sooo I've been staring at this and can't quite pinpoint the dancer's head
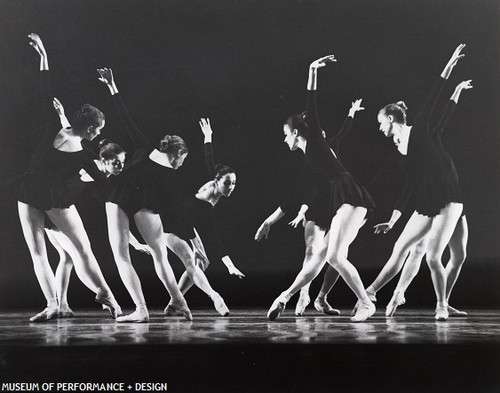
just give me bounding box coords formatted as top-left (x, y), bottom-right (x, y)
top-left (378, 101), bottom-right (407, 137)
top-left (214, 164), bottom-right (236, 197)
top-left (159, 135), bottom-right (188, 170)
top-left (73, 104), bottom-right (105, 141)
top-left (98, 139), bottom-right (126, 176)
top-left (283, 112), bottom-right (309, 151)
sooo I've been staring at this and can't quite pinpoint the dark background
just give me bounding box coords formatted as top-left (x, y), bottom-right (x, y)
top-left (0, 0), bottom-right (498, 311)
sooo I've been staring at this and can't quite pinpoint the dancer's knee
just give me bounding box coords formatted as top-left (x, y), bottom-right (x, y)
top-left (425, 254), bottom-right (441, 270)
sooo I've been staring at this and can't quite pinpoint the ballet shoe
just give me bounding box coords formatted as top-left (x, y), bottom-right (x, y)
top-left (116, 306), bottom-right (149, 323)
top-left (385, 292), bottom-right (406, 317)
top-left (30, 307), bottom-right (59, 322)
top-left (212, 293), bottom-right (230, 317)
top-left (95, 293), bottom-right (123, 319)
top-left (314, 298), bottom-right (340, 316)
top-left (448, 305), bottom-right (467, 317)
top-left (164, 302), bottom-right (183, 316)
top-left (350, 299), bottom-right (376, 322)
top-left (295, 293), bottom-right (310, 316)
top-left (58, 306), bottom-right (75, 318)
top-left (267, 295), bottom-right (287, 321)
top-left (435, 305), bottom-right (449, 321)
top-left (352, 289), bottom-right (377, 316)
top-left (167, 300), bottom-right (193, 321)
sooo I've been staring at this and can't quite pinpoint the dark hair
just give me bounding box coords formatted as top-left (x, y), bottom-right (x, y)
top-left (158, 135), bottom-right (188, 155)
top-left (283, 111), bottom-right (309, 138)
top-left (214, 163), bottom-right (235, 180)
top-left (379, 101), bottom-right (408, 124)
top-left (98, 139), bottom-right (125, 161)
top-left (73, 104), bottom-right (105, 132)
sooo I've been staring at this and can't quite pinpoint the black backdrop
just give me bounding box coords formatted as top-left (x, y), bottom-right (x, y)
top-left (0, 0), bottom-right (499, 311)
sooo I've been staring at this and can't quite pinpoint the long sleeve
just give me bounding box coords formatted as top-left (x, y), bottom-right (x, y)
top-left (432, 100), bottom-right (456, 137)
top-left (418, 76), bottom-right (448, 128)
top-left (40, 70), bottom-right (57, 142)
top-left (112, 93), bottom-right (151, 152)
top-left (328, 116), bottom-right (354, 157)
top-left (394, 173), bottom-right (413, 213)
top-left (204, 142), bottom-right (216, 179)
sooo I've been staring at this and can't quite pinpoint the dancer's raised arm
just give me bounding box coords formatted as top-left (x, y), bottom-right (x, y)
top-left (28, 33), bottom-right (48, 71)
top-left (53, 97), bottom-right (71, 129)
top-left (441, 44), bottom-right (466, 80)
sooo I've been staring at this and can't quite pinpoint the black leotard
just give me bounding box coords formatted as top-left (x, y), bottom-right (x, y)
top-left (303, 90), bottom-right (375, 229)
top-left (394, 77), bottom-right (462, 217)
top-left (18, 71), bottom-right (106, 210)
top-left (104, 93), bottom-right (194, 240)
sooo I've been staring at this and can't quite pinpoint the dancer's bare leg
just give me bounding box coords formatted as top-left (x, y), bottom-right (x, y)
top-left (295, 222), bottom-right (328, 315)
top-left (45, 228), bottom-right (74, 317)
top-left (46, 205), bottom-right (121, 317)
top-left (18, 202), bottom-right (58, 322)
top-left (385, 237), bottom-right (429, 316)
top-left (445, 216), bottom-right (468, 315)
top-left (165, 233), bottom-right (229, 316)
top-left (425, 203), bottom-right (463, 320)
top-left (366, 211), bottom-right (434, 296)
top-left (105, 203), bottom-right (147, 322)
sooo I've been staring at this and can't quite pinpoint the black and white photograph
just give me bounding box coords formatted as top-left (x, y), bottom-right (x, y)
top-left (0, 1), bottom-right (499, 392)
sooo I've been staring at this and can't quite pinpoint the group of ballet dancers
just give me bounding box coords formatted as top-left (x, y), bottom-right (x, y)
top-left (17, 33), bottom-right (471, 324)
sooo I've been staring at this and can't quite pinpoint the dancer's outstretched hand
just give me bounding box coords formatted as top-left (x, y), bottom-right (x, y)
top-left (255, 221), bottom-right (271, 241)
top-left (457, 79), bottom-right (473, 91)
top-left (348, 99), bottom-right (365, 118)
top-left (97, 67), bottom-right (114, 85)
top-left (373, 222), bottom-right (393, 234)
top-left (289, 212), bottom-right (306, 229)
top-left (53, 97), bottom-right (65, 117)
top-left (227, 265), bottom-right (245, 279)
top-left (28, 33), bottom-right (46, 57)
top-left (310, 55), bottom-right (337, 69)
top-left (133, 243), bottom-right (152, 255)
top-left (199, 118), bottom-right (213, 138)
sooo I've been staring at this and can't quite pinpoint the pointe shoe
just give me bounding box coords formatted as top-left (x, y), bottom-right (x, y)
top-left (314, 298), bottom-right (340, 316)
top-left (385, 292), bottom-right (406, 317)
top-left (435, 305), bottom-right (449, 321)
top-left (350, 300), bottom-right (376, 322)
top-left (267, 295), bottom-right (287, 321)
top-left (448, 305), bottom-right (467, 317)
top-left (30, 307), bottom-right (59, 322)
top-left (352, 289), bottom-right (377, 316)
top-left (295, 293), bottom-right (310, 316)
top-left (164, 302), bottom-right (183, 316)
top-left (167, 300), bottom-right (193, 321)
top-left (212, 293), bottom-right (230, 317)
top-left (116, 306), bottom-right (149, 323)
top-left (58, 306), bottom-right (75, 318)
top-left (95, 294), bottom-right (123, 319)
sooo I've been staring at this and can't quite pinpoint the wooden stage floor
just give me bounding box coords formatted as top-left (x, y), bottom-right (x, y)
top-left (0, 308), bottom-right (499, 392)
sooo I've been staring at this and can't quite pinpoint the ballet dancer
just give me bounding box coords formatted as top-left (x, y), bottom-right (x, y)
top-left (97, 68), bottom-right (229, 322)
top-left (18, 34), bottom-right (121, 322)
top-left (266, 55), bottom-right (376, 322)
top-left (164, 118), bottom-right (244, 314)
top-left (384, 80), bottom-right (472, 317)
top-left (358, 44), bottom-right (468, 321)
top-left (256, 99), bottom-right (366, 316)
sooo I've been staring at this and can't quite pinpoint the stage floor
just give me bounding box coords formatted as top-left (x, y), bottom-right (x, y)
top-left (0, 309), bottom-right (499, 392)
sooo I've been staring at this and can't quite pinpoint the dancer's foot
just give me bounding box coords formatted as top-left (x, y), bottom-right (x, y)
top-left (385, 292), bottom-right (406, 317)
top-left (295, 292), bottom-right (310, 316)
top-left (352, 288), bottom-right (377, 316)
top-left (448, 305), bottom-right (467, 317)
top-left (314, 297), bottom-right (340, 316)
top-left (267, 295), bottom-right (287, 321)
top-left (30, 306), bottom-right (58, 322)
top-left (435, 305), bottom-right (449, 321)
top-left (350, 299), bottom-right (376, 322)
top-left (167, 299), bottom-right (193, 321)
top-left (116, 305), bottom-right (149, 323)
top-left (212, 293), bottom-right (230, 317)
top-left (58, 306), bottom-right (75, 318)
top-left (164, 301), bottom-right (182, 316)
top-left (95, 293), bottom-right (123, 319)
